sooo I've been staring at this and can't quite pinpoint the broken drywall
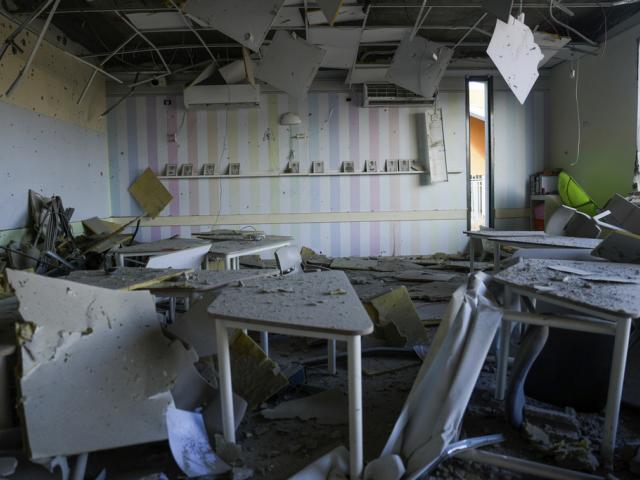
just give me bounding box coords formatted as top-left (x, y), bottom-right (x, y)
top-left (7, 269), bottom-right (196, 459)
top-left (487, 14), bottom-right (543, 104)
top-left (369, 287), bottom-right (429, 348)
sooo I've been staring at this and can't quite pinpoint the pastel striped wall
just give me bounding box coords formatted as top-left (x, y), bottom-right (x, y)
top-left (106, 87), bottom-right (545, 256)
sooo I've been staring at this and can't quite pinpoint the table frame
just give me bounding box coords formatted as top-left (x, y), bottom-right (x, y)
top-left (211, 239), bottom-right (293, 270)
top-left (214, 318), bottom-right (364, 480)
top-left (497, 285), bottom-right (632, 467)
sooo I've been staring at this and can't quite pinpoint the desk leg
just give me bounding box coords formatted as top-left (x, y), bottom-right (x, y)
top-left (469, 240), bottom-right (475, 273)
top-left (493, 241), bottom-right (500, 273)
top-left (116, 254), bottom-right (124, 267)
top-left (71, 453), bottom-right (88, 480)
top-left (347, 336), bottom-right (363, 480)
top-left (224, 256), bottom-right (232, 270)
top-left (260, 332), bottom-right (269, 357)
top-left (496, 287), bottom-right (515, 401)
top-left (215, 321), bottom-right (236, 444)
top-left (327, 339), bottom-right (337, 375)
top-left (601, 317), bottom-right (632, 465)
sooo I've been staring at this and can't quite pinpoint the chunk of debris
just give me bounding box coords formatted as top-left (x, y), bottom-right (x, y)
top-left (128, 167), bottom-right (173, 218)
top-left (330, 257), bottom-right (378, 271)
top-left (369, 287), bottom-right (430, 348)
top-left (261, 390), bottom-right (348, 425)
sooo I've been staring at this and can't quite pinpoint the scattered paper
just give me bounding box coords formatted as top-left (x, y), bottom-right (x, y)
top-left (487, 14), bottom-right (543, 104)
top-left (547, 265), bottom-right (592, 276)
top-left (166, 407), bottom-right (231, 477)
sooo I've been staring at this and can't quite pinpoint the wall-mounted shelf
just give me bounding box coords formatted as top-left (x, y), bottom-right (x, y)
top-left (157, 171), bottom-right (427, 180)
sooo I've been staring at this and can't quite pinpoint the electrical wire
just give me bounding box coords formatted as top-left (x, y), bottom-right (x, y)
top-left (548, 0), bottom-right (598, 47)
top-left (212, 107), bottom-right (229, 227)
top-left (570, 60), bottom-right (581, 167)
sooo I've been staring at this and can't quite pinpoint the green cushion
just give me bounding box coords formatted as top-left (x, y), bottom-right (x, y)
top-left (557, 171), bottom-right (599, 216)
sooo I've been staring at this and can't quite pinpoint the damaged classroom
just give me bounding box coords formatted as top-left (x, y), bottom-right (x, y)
top-left (3, 1), bottom-right (640, 480)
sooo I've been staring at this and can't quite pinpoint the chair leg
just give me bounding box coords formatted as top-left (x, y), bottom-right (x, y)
top-left (260, 331), bottom-right (269, 357)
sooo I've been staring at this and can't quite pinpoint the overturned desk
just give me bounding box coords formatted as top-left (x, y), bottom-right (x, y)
top-left (464, 231), bottom-right (601, 272)
top-left (208, 270), bottom-right (373, 480)
top-left (494, 258), bottom-right (640, 467)
top-left (113, 238), bottom-right (212, 267)
top-left (205, 235), bottom-right (293, 270)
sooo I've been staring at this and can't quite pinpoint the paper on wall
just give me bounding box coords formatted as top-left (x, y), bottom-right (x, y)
top-left (166, 407), bottom-right (231, 477)
top-left (487, 14), bottom-right (543, 104)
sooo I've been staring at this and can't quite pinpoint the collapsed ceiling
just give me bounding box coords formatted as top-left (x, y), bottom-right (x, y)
top-left (2, 0), bottom-right (640, 89)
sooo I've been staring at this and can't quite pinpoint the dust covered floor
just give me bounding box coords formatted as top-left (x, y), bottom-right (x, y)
top-left (5, 255), bottom-right (640, 479)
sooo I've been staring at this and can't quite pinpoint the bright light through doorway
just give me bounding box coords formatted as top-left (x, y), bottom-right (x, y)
top-left (468, 80), bottom-right (490, 231)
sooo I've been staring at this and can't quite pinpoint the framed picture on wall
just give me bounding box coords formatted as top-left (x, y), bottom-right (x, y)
top-left (229, 163), bottom-right (240, 175)
top-left (202, 163), bottom-right (216, 176)
top-left (386, 159), bottom-right (399, 172)
top-left (180, 163), bottom-right (194, 176)
top-left (366, 160), bottom-right (377, 173)
top-left (312, 161), bottom-right (324, 174)
top-left (288, 161), bottom-right (300, 173)
top-left (399, 159), bottom-right (411, 172)
top-left (342, 161), bottom-right (354, 173)
top-left (165, 164), bottom-right (177, 176)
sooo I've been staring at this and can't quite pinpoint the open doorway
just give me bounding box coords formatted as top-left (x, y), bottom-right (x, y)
top-left (466, 77), bottom-right (493, 231)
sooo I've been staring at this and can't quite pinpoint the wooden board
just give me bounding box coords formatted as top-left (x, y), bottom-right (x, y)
top-left (128, 168), bottom-right (173, 218)
top-left (208, 270), bottom-right (373, 336)
top-left (64, 267), bottom-right (190, 291)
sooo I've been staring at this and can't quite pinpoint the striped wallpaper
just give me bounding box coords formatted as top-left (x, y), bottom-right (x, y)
top-left (107, 88), bottom-right (545, 257)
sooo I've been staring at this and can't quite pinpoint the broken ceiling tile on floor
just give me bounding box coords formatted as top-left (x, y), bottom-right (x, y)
top-left (261, 390), bottom-right (348, 425)
top-left (330, 257), bottom-right (378, 271)
top-left (228, 331), bottom-right (289, 410)
top-left (373, 259), bottom-right (426, 273)
top-left (166, 407), bottom-right (231, 477)
top-left (184, 0), bottom-right (286, 52)
top-left (393, 270), bottom-right (457, 283)
top-left (487, 14), bottom-right (543, 104)
top-left (128, 168), bottom-right (173, 218)
top-left (605, 193), bottom-right (640, 235)
top-left (386, 32), bottom-right (453, 99)
top-left (307, 27), bottom-right (361, 69)
top-left (592, 231), bottom-right (640, 263)
top-left (64, 267), bottom-right (189, 291)
top-left (370, 287), bottom-right (429, 348)
top-left (7, 269), bottom-right (196, 459)
top-left (255, 31), bottom-right (326, 98)
top-left (406, 281), bottom-right (459, 302)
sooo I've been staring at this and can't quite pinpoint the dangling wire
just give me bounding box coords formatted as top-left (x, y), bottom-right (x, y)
top-left (570, 60), bottom-right (581, 167)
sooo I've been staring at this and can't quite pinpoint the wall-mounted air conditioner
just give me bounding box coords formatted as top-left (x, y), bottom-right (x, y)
top-left (184, 84), bottom-right (260, 109)
top-left (362, 83), bottom-right (434, 108)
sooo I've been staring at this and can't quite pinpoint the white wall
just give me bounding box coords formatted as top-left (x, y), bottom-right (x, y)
top-left (548, 22), bottom-right (640, 207)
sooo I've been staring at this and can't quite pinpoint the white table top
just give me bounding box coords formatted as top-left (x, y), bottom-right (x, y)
top-left (489, 235), bottom-right (601, 250)
top-left (116, 238), bottom-right (211, 255)
top-left (150, 269), bottom-right (280, 292)
top-left (208, 270), bottom-right (374, 336)
top-left (207, 235), bottom-right (293, 256)
top-left (494, 259), bottom-right (640, 319)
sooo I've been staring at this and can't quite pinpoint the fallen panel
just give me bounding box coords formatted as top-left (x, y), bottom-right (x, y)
top-left (128, 168), bottom-right (173, 218)
top-left (534, 31), bottom-right (571, 67)
top-left (184, 0), bottom-right (286, 52)
top-left (261, 390), bottom-right (348, 425)
top-left (7, 269), bottom-right (196, 459)
top-left (386, 32), bottom-right (453, 99)
top-left (370, 287), bottom-right (429, 347)
top-left (346, 66), bottom-right (389, 84)
top-left (330, 257), bottom-right (378, 271)
top-left (605, 194), bottom-right (640, 235)
top-left (487, 14), bottom-right (543, 104)
top-left (255, 30), bottom-right (326, 98)
top-left (307, 5), bottom-right (365, 25)
top-left (274, 6), bottom-right (304, 27)
top-left (406, 281), bottom-right (459, 302)
top-left (64, 267), bottom-right (189, 291)
top-left (361, 28), bottom-right (408, 44)
top-left (316, 0), bottom-right (344, 25)
top-left (81, 217), bottom-right (120, 235)
top-left (592, 231), bottom-right (640, 263)
top-left (166, 407), bottom-right (230, 477)
top-left (393, 270), bottom-right (457, 283)
top-left (417, 109), bottom-right (449, 183)
top-left (307, 27), bottom-right (360, 69)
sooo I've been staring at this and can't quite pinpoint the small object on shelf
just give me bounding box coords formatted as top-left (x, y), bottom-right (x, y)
top-left (342, 161), bottom-right (354, 173)
top-left (312, 161), bottom-right (324, 174)
top-left (530, 171), bottom-right (559, 196)
top-left (287, 161), bottom-right (300, 173)
top-left (229, 163), bottom-right (240, 175)
top-left (366, 160), bottom-right (377, 172)
top-left (202, 163), bottom-right (216, 176)
top-left (386, 159), bottom-right (399, 172)
top-left (165, 164), bottom-right (177, 176)
top-left (180, 163), bottom-right (193, 176)
top-left (399, 159), bottom-right (411, 172)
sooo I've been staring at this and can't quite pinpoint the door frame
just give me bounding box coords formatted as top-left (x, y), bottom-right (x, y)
top-left (465, 75), bottom-right (495, 230)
